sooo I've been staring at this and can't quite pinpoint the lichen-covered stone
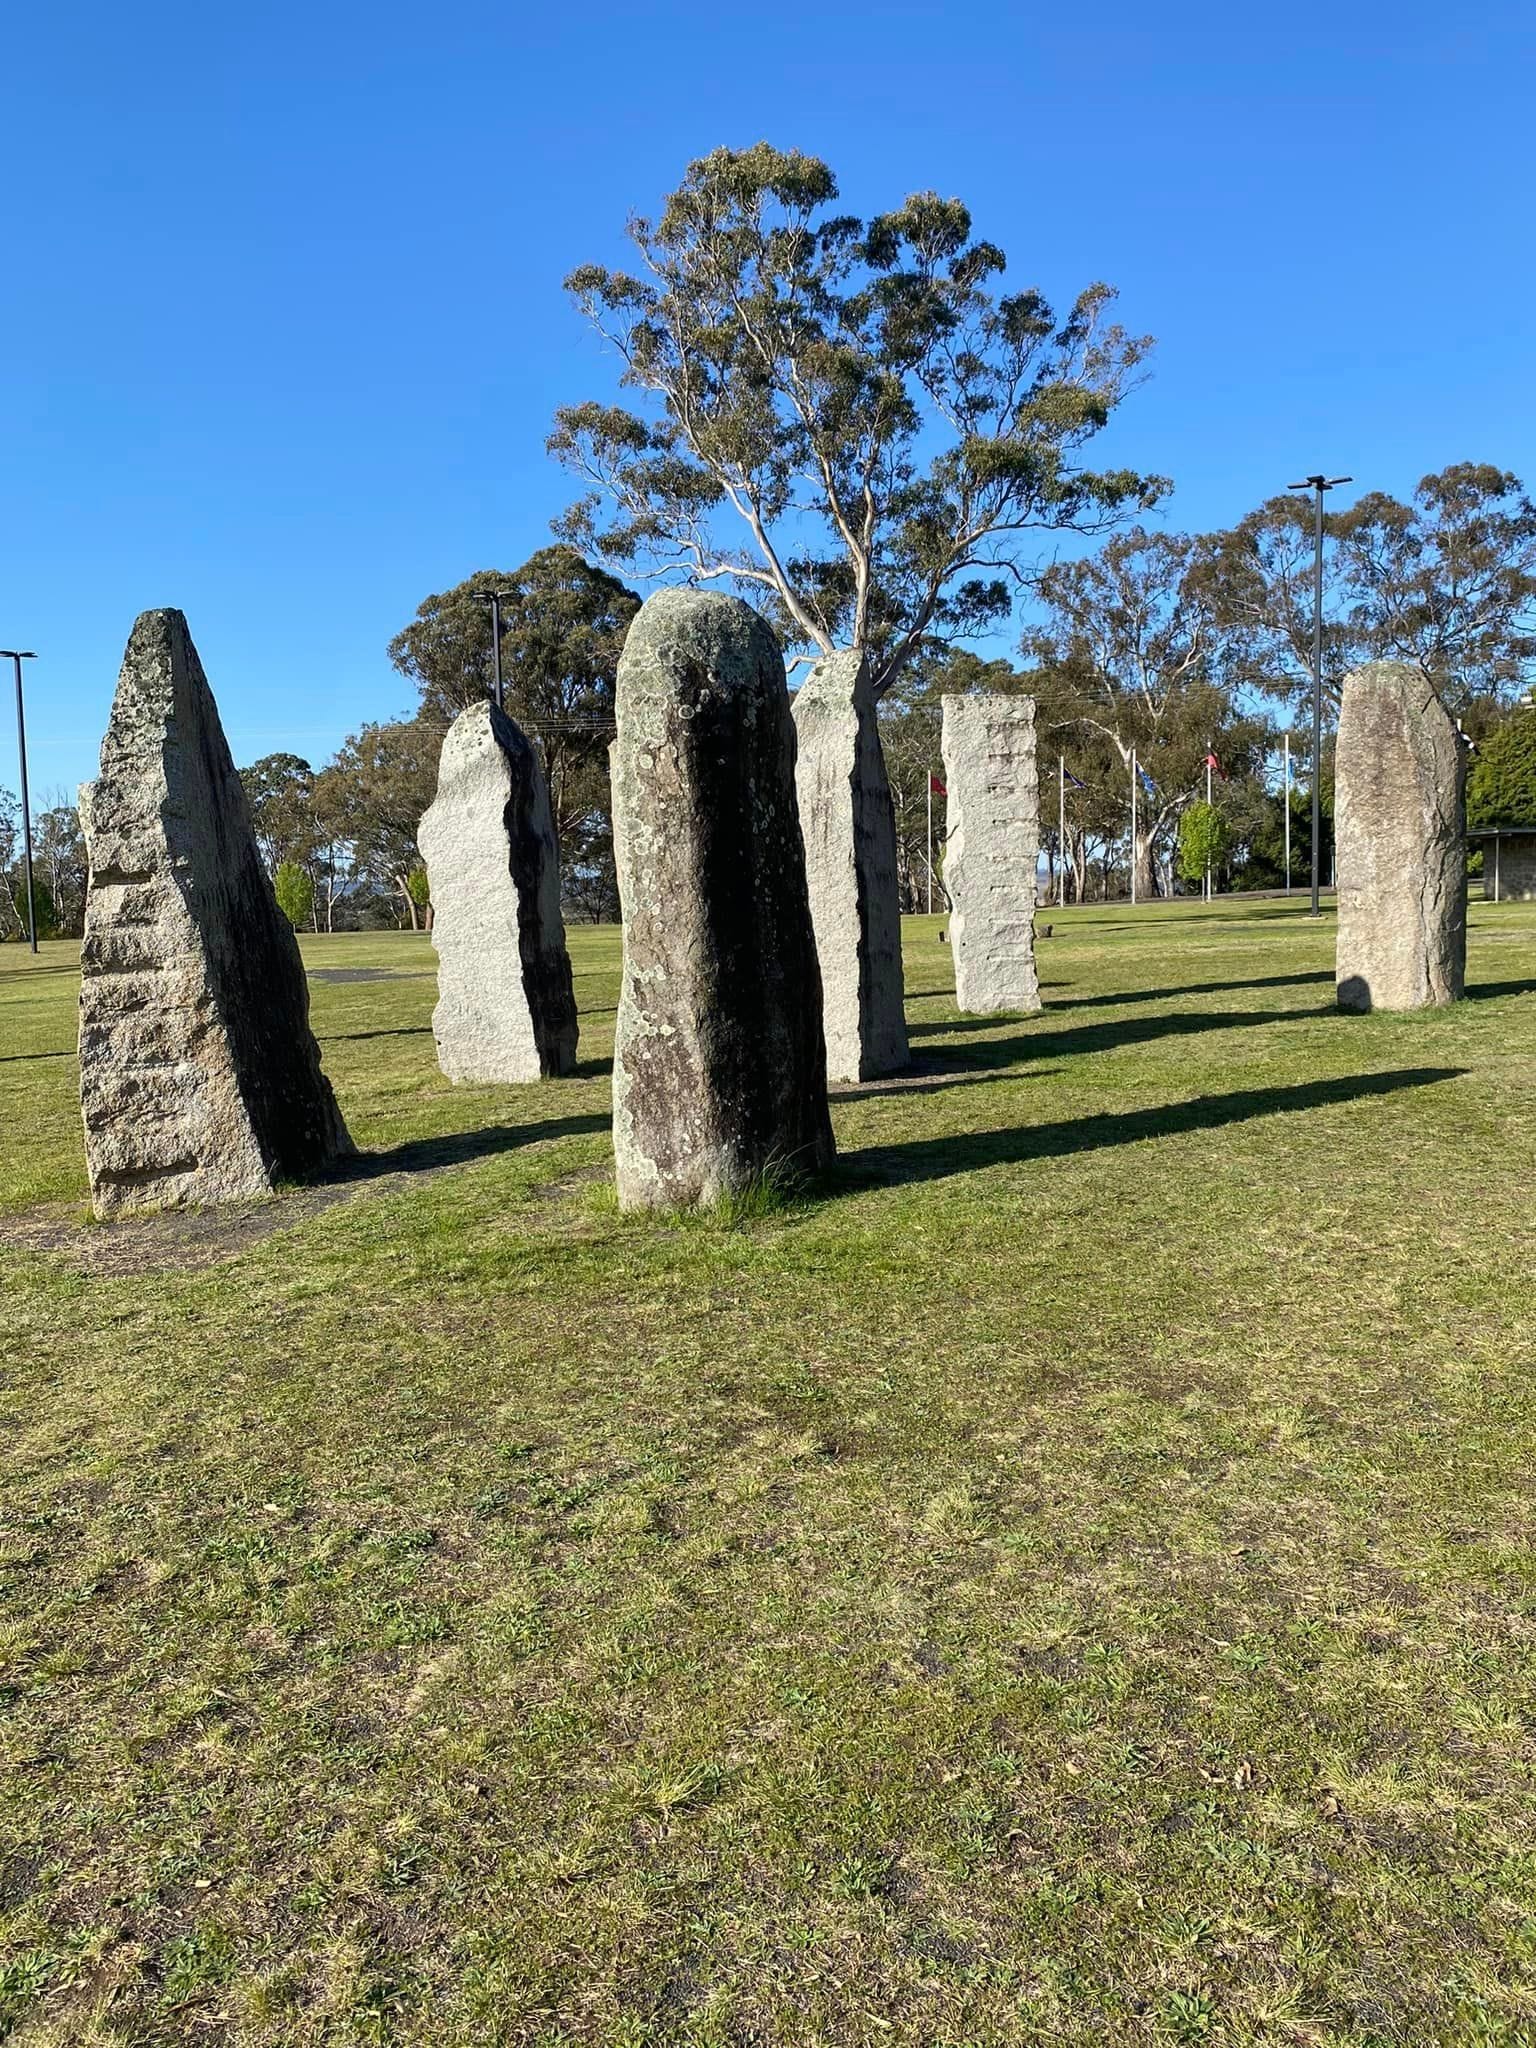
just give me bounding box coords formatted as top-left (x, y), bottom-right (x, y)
top-left (78, 610), bottom-right (351, 1216)
top-left (791, 652), bottom-right (908, 1081)
top-left (417, 700), bottom-right (578, 1083)
top-left (941, 693), bottom-right (1041, 1014)
top-left (612, 588), bottom-right (834, 1209)
top-left (1335, 660), bottom-right (1467, 1011)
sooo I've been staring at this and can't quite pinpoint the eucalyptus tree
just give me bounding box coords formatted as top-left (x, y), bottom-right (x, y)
top-left (389, 548), bottom-right (639, 906)
top-left (1023, 529), bottom-right (1269, 898)
top-left (239, 753), bottom-right (319, 876)
top-left (1221, 463), bottom-right (1536, 728)
top-left (550, 144), bottom-right (1164, 694)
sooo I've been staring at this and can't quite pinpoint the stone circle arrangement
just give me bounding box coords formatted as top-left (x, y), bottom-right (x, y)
top-left (73, 596), bottom-right (1471, 1221)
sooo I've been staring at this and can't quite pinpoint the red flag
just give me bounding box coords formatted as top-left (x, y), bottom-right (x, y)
top-left (930, 773), bottom-right (947, 796)
top-left (1203, 752), bottom-right (1226, 780)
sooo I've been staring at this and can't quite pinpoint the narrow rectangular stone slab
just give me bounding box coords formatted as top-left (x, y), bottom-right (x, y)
top-left (1335, 660), bottom-right (1467, 1011)
top-left (941, 692), bottom-right (1042, 1014)
top-left (417, 699), bottom-right (578, 1083)
top-left (612, 588), bottom-right (834, 1209)
top-left (78, 609), bottom-right (352, 1216)
top-left (792, 652), bottom-right (908, 1081)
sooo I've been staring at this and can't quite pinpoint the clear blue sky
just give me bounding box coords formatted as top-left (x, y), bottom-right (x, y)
top-left (3, 0), bottom-right (1531, 799)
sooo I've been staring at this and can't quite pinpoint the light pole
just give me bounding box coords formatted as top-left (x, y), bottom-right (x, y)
top-left (1288, 474), bottom-right (1351, 916)
top-left (1, 650), bottom-right (38, 952)
top-left (471, 590), bottom-right (516, 711)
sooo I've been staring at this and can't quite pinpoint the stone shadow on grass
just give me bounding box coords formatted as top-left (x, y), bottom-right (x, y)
top-left (903, 1004), bottom-right (1326, 1075)
top-left (0, 1111), bottom-right (617, 1277)
top-left (837, 1065), bottom-right (1064, 1101)
top-left (838, 1067), bottom-right (1466, 1189)
top-left (1044, 969), bottom-right (1335, 1011)
top-left (319, 1026), bottom-right (434, 1043)
top-left (1465, 977), bottom-right (1536, 1001)
top-left (341, 1112), bottom-right (613, 1180)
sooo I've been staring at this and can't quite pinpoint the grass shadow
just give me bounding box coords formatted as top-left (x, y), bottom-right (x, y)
top-left (1046, 970), bottom-right (1335, 1011)
top-left (838, 1067), bottom-right (1466, 1190)
top-left (320, 1026), bottom-right (434, 1043)
top-left (847, 1066), bottom-right (1064, 1103)
top-left (0, 1048), bottom-right (76, 1063)
top-left (905, 1005), bottom-right (1323, 1076)
top-left (1465, 977), bottom-right (1536, 1000)
top-left (339, 1112), bottom-right (613, 1181)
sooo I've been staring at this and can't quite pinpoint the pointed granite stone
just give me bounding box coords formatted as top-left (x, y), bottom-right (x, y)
top-left (417, 699), bottom-right (579, 1083)
top-left (78, 609), bottom-right (351, 1217)
top-left (611, 588), bottom-right (834, 1209)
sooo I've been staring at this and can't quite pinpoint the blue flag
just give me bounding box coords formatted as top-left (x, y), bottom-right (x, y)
top-left (1138, 767), bottom-right (1157, 799)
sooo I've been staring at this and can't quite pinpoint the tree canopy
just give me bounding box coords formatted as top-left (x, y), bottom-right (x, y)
top-left (1468, 707), bottom-right (1536, 829)
top-left (551, 143), bottom-right (1164, 694)
top-left (388, 547), bottom-right (639, 849)
top-left (1218, 464), bottom-right (1536, 721)
top-left (316, 721), bottom-right (439, 931)
top-left (1022, 528), bottom-right (1270, 894)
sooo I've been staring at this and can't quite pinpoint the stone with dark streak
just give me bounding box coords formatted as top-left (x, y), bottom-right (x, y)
top-left (611, 588), bottom-right (834, 1209)
top-left (791, 651), bottom-right (908, 1080)
top-left (78, 609), bottom-right (351, 1216)
top-left (417, 699), bottom-right (578, 1083)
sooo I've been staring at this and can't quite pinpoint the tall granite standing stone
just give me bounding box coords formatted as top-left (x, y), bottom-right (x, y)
top-left (941, 692), bottom-right (1042, 1014)
top-left (78, 610), bottom-right (351, 1217)
top-left (791, 652), bottom-right (908, 1081)
top-left (1335, 659), bottom-right (1467, 1011)
top-left (612, 588), bottom-right (835, 1209)
top-left (417, 700), bottom-right (578, 1083)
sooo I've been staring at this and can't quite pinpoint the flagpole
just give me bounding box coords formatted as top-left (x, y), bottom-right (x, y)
top-left (1283, 733), bottom-right (1292, 893)
top-left (1205, 751), bottom-right (1213, 902)
top-left (1130, 747), bottom-right (1138, 907)
top-left (926, 770), bottom-right (933, 916)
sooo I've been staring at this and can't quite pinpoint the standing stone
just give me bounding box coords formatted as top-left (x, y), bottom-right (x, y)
top-left (417, 700), bottom-right (578, 1083)
top-left (791, 652), bottom-right (908, 1081)
top-left (78, 610), bottom-right (351, 1217)
top-left (941, 693), bottom-right (1042, 1015)
top-left (1335, 659), bottom-right (1467, 1011)
top-left (612, 588), bottom-right (835, 1209)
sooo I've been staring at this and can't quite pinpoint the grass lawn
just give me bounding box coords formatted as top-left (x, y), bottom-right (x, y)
top-left (2, 898), bottom-right (1536, 2046)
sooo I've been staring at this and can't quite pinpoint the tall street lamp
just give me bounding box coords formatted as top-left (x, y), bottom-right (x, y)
top-left (471, 591), bottom-right (516, 712)
top-left (1, 650), bottom-right (38, 952)
top-left (1288, 475), bottom-right (1351, 917)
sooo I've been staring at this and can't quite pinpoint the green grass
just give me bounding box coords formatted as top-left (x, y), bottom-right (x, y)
top-left (2, 902), bottom-right (1536, 2045)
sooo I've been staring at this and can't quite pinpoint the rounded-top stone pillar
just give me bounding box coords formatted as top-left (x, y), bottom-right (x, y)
top-left (611, 588), bottom-right (835, 1209)
top-left (1335, 659), bottom-right (1467, 1011)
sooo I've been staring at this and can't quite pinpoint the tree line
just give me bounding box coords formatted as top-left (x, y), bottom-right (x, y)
top-left (5, 143), bottom-right (1536, 935)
